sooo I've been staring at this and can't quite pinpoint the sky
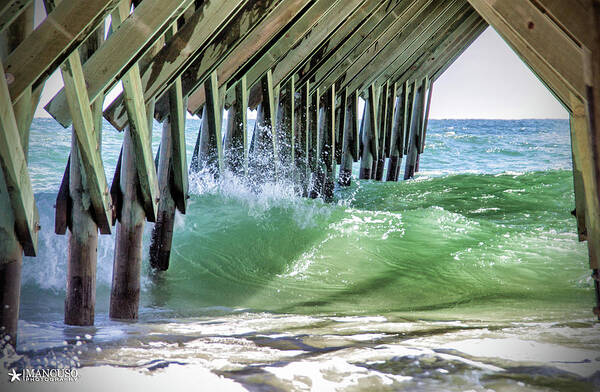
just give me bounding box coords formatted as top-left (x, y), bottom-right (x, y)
top-left (34, 26), bottom-right (568, 120)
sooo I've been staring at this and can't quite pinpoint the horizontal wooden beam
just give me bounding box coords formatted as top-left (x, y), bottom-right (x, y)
top-left (44, 0), bottom-right (194, 127)
top-left (0, 57), bottom-right (38, 256)
top-left (103, 0), bottom-right (247, 130)
top-left (4, 0), bottom-right (115, 104)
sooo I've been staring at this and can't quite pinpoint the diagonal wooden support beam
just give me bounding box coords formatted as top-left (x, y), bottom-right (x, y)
top-left (112, 2), bottom-right (158, 222)
top-left (310, 0), bottom-right (432, 96)
top-left (467, 0), bottom-right (585, 107)
top-left (342, 0), bottom-right (467, 96)
top-left (60, 47), bottom-right (112, 234)
top-left (185, 0), bottom-right (312, 116)
top-left (379, 8), bottom-right (482, 90)
top-left (4, 0), bottom-right (116, 105)
top-left (0, 56), bottom-right (38, 256)
top-left (268, 0), bottom-right (366, 91)
top-left (103, 0), bottom-right (247, 130)
top-left (44, 0), bottom-right (194, 127)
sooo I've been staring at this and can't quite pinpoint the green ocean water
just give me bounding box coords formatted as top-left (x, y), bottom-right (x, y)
top-left (2, 118), bottom-right (599, 391)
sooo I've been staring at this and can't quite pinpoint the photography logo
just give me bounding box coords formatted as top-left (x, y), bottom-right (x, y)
top-left (7, 368), bottom-right (79, 383)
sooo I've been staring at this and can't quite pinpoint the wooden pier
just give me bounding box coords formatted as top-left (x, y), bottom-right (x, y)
top-left (0, 0), bottom-right (599, 346)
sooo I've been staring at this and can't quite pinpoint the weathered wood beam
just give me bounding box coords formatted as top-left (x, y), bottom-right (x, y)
top-left (186, 0), bottom-right (312, 116)
top-left (533, 0), bottom-right (594, 49)
top-left (4, 0), bottom-right (116, 105)
top-left (342, 0), bottom-right (467, 96)
top-left (60, 44), bottom-right (112, 234)
top-left (103, 0), bottom-right (247, 130)
top-left (268, 0), bottom-right (366, 91)
top-left (308, 0), bottom-right (430, 97)
top-left (44, 0), bottom-right (194, 127)
top-left (420, 82), bottom-right (434, 154)
top-left (569, 94), bottom-right (600, 271)
top-left (0, 56), bottom-right (38, 256)
top-left (0, 0), bottom-right (33, 32)
top-left (381, 8), bottom-right (482, 89)
top-left (467, 0), bottom-right (585, 108)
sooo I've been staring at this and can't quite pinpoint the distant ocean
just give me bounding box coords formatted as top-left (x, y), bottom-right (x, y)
top-left (2, 118), bottom-right (598, 391)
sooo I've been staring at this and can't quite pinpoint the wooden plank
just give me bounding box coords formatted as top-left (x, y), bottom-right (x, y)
top-left (0, 56), bottom-right (38, 256)
top-left (44, 0), bottom-right (194, 127)
top-left (467, 0), bottom-right (585, 107)
top-left (308, 0), bottom-right (429, 97)
top-left (239, 0), bottom-right (345, 96)
top-left (381, 8), bottom-right (482, 90)
top-left (186, 0), bottom-right (312, 115)
top-left (112, 2), bottom-right (158, 222)
top-left (103, 0), bottom-right (248, 130)
top-left (4, 0), bottom-right (115, 104)
top-left (268, 0), bottom-right (366, 90)
top-left (342, 0), bottom-right (467, 96)
top-left (0, 0), bottom-right (33, 32)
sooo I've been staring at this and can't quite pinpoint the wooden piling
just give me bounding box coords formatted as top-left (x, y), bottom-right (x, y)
top-left (373, 82), bottom-right (389, 181)
top-left (386, 82), bottom-right (408, 182)
top-left (339, 89), bottom-right (359, 186)
top-left (308, 88), bottom-right (320, 197)
top-left (223, 77), bottom-right (248, 175)
top-left (109, 128), bottom-right (145, 320)
top-left (320, 85), bottom-right (336, 201)
top-left (296, 81), bottom-right (310, 194)
top-left (196, 71), bottom-right (224, 176)
top-left (359, 85), bottom-right (379, 180)
top-left (404, 80), bottom-right (424, 180)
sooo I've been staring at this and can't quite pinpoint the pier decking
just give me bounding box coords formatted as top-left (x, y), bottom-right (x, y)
top-left (0, 0), bottom-right (599, 347)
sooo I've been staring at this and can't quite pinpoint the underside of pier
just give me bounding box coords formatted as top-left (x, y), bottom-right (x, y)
top-left (0, 0), bottom-right (599, 346)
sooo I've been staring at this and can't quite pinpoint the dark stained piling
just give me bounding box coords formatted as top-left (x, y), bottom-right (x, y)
top-left (404, 80), bottom-right (424, 180)
top-left (387, 82), bottom-right (409, 182)
top-left (320, 86), bottom-right (336, 201)
top-left (110, 128), bottom-right (145, 320)
top-left (359, 85), bottom-right (379, 180)
top-left (373, 82), bottom-right (388, 181)
top-left (308, 89), bottom-right (320, 198)
top-left (149, 119), bottom-right (177, 271)
top-left (339, 89), bottom-right (359, 186)
top-left (196, 71), bottom-right (224, 176)
top-left (223, 77), bottom-right (248, 175)
top-left (296, 81), bottom-right (310, 195)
